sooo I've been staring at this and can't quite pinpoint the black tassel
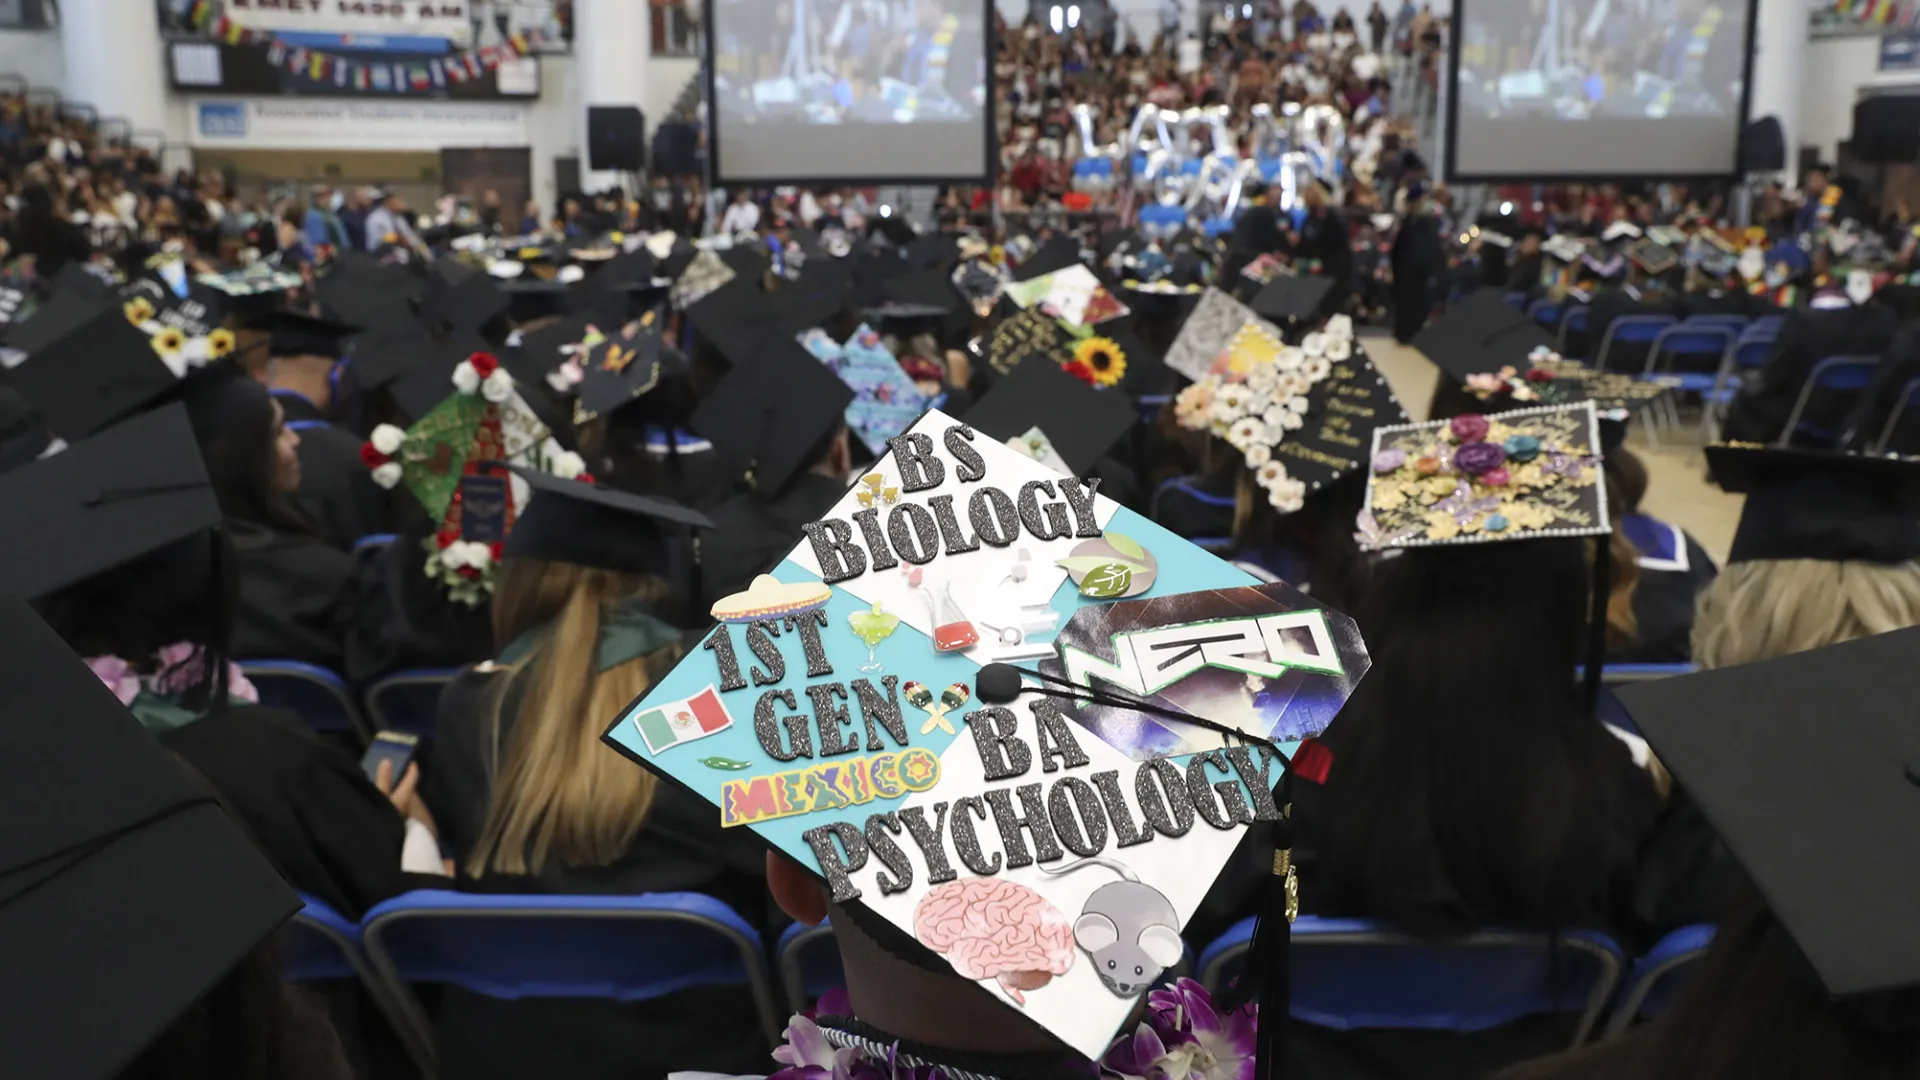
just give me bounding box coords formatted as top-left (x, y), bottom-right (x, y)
top-left (1218, 800), bottom-right (1296, 1080)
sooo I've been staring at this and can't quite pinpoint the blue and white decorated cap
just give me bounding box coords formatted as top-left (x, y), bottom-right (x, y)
top-left (602, 408), bottom-right (1371, 1059)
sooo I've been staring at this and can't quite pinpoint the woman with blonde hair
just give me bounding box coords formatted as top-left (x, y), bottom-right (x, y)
top-left (1691, 446), bottom-right (1920, 670)
top-left (422, 467), bottom-right (770, 1080)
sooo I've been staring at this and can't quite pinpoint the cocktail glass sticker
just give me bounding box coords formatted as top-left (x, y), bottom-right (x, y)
top-left (847, 601), bottom-right (900, 672)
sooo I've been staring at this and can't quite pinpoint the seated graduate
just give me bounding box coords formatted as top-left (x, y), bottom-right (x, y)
top-left (178, 370), bottom-right (365, 669)
top-left (1692, 445), bottom-right (1920, 669)
top-left (1721, 289), bottom-right (1901, 445)
top-left (694, 345), bottom-right (859, 616)
top-left (1289, 404), bottom-right (1715, 1077)
top-left (1499, 631), bottom-right (1920, 1080)
top-left (4, 406), bottom-right (442, 922)
top-left (420, 466), bottom-right (770, 1080)
top-left (1605, 434), bottom-right (1718, 664)
top-left (0, 601), bottom-right (355, 1080)
top-left (243, 307), bottom-right (396, 551)
top-left (1150, 447), bottom-right (1240, 543)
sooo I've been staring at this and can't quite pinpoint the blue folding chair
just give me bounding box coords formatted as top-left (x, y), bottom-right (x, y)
top-left (361, 890), bottom-right (784, 1051)
top-left (1135, 393), bottom-right (1172, 424)
top-left (1874, 376), bottom-right (1920, 453)
top-left (242, 660), bottom-right (370, 741)
top-left (1680, 313), bottom-right (1749, 330)
top-left (1592, 315), bottom-right (1677, 374)
top-left (1781, 355), bottom-right (1880, 447)
top-left (1526, 298), bottom-right (1561, 329)
top-left (1148, 476), bottom-right (1237, 521)
top-left (1598, 663), bottom-right (1697, 684)
top-left (1197, 917), bottom-right (1626, 1047)
top-left (1647, 323), bottom-right (1737, 383)
top-left (776, 920), bottom-right (846, 1013)
top-left (1192, 537), bottom-right (1234, 553)
top-left (1502, 291), bottom-right (1529, 312)
top-left (285, 893), bottom-right (436, 1074)
top-left (1703, 329), bottom-right (1781, 438)
top-left (1604, 924), bottom-right (1715, 1034)
top-left (1749, 313), bottom-right (1785, 335)
top-left (362, 667), bottom-right (461, 737)
top-left (1555, 304), bottom-right (1589, 353)
top-left (351, 533), bottom-right (397, 558)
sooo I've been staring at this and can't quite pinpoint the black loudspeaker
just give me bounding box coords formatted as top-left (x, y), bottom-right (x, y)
top-left (1852, 95), bottom-right (1920, 163)
top-left (587, 106), bottom-right (645, 172)
top-left (1742, 116), bottom-right (1786, 173)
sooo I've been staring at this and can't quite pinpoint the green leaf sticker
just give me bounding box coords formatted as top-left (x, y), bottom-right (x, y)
top-left (1055, 554), bottom-right (1148, 575)
top-left (1105, 531), bottom-right (1146, 561)
top-left (1079, 562), bottom-right (1134, 598)
top-left (698, 756), bottom-right (753, 771)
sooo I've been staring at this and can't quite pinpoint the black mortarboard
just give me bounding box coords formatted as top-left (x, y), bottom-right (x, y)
top-left (503, 464), bottom-right (712, 576)
top-left (1616, 628), bottom-right (1920, 1000)
top-left (904, 232), bottom-right (962, 271)
top-left (389, 331), bottom-right (489, 422)
top-left (502, 279), bottom-right (571, 325)
top-left (504, 312), bottom-right (596, 385)
top-left (0, 600), bottom-right (298, 1077)
top-left (49, 260), bottom-right (116, 303)
top-left (244, 308), bottom-right (361, 360)
top-left (345, 322), bottom-right (436, 392)
top-left (4, 293), bottom-right (182, 439)
top-left (1412, 288), bottom-right (1553, 381)
top-left (1010, 236), bottom-right (1084, 282)
top-left (314, 264), bottom-right (420, 331)
top-left (689, 336), bottom-right (855, 493)
top-left (962, 356), bottom-right (1136, 475)
top-left (1707, 444), bottom-right (1920, 565)
top-left (1626, 238), bottom-right (1680, 277)
top-left (573, 323), bottom-right (666, 425)
top-left (1250, 275), bottom-right (1336, 323)
top-left (421, 259), bottom-right (509, 333)
top-left (0, 404), bottom-right (220, 600)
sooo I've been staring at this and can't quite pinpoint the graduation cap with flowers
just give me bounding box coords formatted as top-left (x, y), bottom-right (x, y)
top-left (600, 407), bottom-right (1371, 1068)
top-left (359, 351), bottom-right (586, 606)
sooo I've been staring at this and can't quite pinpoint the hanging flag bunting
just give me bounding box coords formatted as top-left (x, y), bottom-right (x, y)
top-left (185, 3), bottom-right (544, 96)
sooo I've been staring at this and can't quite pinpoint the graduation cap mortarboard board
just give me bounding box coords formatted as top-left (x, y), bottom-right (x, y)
top-left (345, 322), bottom-right (436, 393)
top-left (573, 322), bottom-right (666, 425)
top-left (962, 352), bottom-right (1137, 475)
top-left (0, 404), bottom-right (220, 600)
top-left (1411, 288), bottom-right (1540, 382)
top-left (1009, 235), bottom-right (1084, 282)
top-left (3, 293), bottom-right (183, 440)
top-left (389, 331), bottom-right (491, 423)
top-left (1250, 275), bottom-right (1336, 323)
top-left (314, 264), bottom-right (420, 331)
top-left (0, 600), bottom-right (299, 1077)
top-left (689, 335), bottom-right (855, 493)
top-left (502, 462), bottom-right (711, 576)
top-left (1614, 627), bottom-right (1920, 1001)
top-left (506, 312), bottom-right (597, 384)
top-left (1707, 443), bottom-right (1920, 565)
top-left (1626, 238), bottom-right (1680, 277)
top-left (598, 404), bottom-right (1373, 1066)
top-left (421, 259), bottom-right (510, 333)
top-left (244, 308), bottom-right (361, 360)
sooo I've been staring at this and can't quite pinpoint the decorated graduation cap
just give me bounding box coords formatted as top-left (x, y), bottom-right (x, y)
top-left (1706, 443), bottom-right (1920, 565)
top-left (601, 407), bottom-right (1370, 1065)
top-left (1360, 401), bottom-right (1611, 550)
top-left (359, 350), bottom-right (584, 606)
top-left (1003, 263), bottom-right (1130, 329)
top-left (4, 292), bottom-right (224, 440)
top-left (963, 352), bottom-right (1137, 475)
top-left (1625, 237), bottom-right (1681, 278)
top-left (801, 324), bottom-right (930, 455)
top-left (1614, 627), bottom-right (1920, 1005)
top-left (690, 335), bottom-right (856, 494)
top-left (0, 404), bottom-right (220, 601)
top-left (0, 600), bottom-right (299, 1077)
top-left (1163, 287), bottom-right (1274, 384)
top-left (572, 317), bottom-right (668, 426)
top-left (1172, 314), bottom-right (1407, 509)
top-left (1009, 235), bottom-right (1084, 282)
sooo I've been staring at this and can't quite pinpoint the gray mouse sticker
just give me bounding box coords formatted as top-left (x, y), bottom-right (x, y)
top-left (1040, 856), bottom-right (1184, 997)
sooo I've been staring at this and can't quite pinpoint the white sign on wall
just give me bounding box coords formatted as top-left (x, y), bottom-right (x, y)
top-left (189, 98), bottom-right (527, 150)
top-left (224, 0), bottom-right (474, 43)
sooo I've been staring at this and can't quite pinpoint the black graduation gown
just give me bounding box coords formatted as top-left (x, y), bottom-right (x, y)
top-left (1389, 212), bottom-right (1442, 343)
top-left (421, 668), bottom-right (776, 1080)
top-left (1150, 471), bottom-right (1237, 541)
top-left (1611, 513), bottom-right (1718, 665)
top-left (343, 503), bottom-right (497, 684)
top-left (699, 472), bottom-right (850, 613)
top-left (275, 390), bottom-right (397, 551)
top-left (1722, 305), bottom-right (1899, 445)
top-left (228, 519), bottom-right (364, 671)
top-left (1299, 207), bottom-right (1354, 319)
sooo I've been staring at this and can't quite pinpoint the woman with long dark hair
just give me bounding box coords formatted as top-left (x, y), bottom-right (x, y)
top-left (179, 373), bottom-right (363, 668)
top-left (11, 180), bottom-right (90, 278)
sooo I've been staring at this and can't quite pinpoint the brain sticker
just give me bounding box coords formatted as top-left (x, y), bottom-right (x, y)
top-left (913, 877), bottom-right (1077, 1005)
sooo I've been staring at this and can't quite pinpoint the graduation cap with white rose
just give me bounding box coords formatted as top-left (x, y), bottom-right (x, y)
top-left (601, 407), bottom-right (1372, 1067)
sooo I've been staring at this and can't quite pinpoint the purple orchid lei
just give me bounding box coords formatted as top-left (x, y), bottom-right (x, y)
top-left (770, 980), bottom-right (1257, 1080)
